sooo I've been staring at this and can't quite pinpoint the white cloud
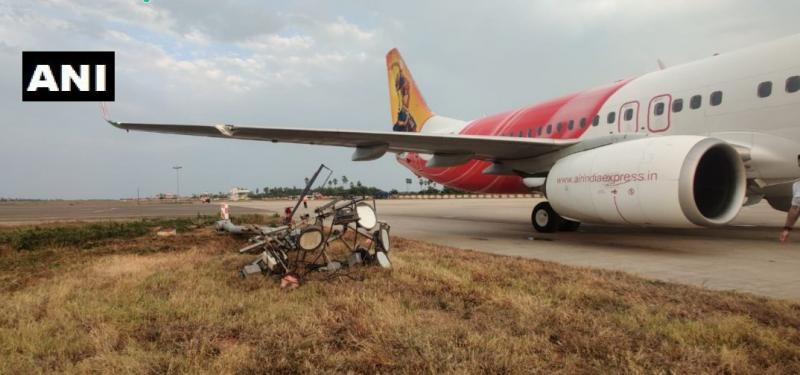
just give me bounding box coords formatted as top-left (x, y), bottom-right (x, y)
top-left (239, 34), bottom-right (315, 51)
top-left (327, 17), bottom-right (374, 42)
top-left (183, 30), bottom-right (210, 45)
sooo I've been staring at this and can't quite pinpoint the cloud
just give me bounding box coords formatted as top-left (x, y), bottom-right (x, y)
top-left (326, 17), bottom-right (375, 42)
top-left (239, 34), bottom-right (315, 51)
top-left (153, 0), bottom-right (285, 42)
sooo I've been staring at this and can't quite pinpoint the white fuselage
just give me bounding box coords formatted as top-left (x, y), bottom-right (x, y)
top-left (583, 34), bottom-right (800, 185)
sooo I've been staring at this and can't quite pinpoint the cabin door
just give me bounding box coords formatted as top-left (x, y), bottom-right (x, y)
top-left (618, 101), bottom-right (639, 133)
top-left (647, 95), bottom-right (671, 133)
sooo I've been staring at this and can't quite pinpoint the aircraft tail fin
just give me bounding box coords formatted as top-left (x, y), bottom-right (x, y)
top-left (386, 49), bottom-right (433, 133)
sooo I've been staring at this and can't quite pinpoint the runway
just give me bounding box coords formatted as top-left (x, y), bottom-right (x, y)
top-left (230, 198), bottom-right (800, 300)
top-left (2, 198), bottom-right (798, 299)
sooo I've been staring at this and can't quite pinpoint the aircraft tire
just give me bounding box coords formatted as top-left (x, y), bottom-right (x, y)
top-left (559, 219), bottom-right (581, 232)
top-left (531, 202), bottom-right (562, 233)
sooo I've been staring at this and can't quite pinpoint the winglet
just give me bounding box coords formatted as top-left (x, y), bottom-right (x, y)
top-left (100, 102), bottom-right (124, 129)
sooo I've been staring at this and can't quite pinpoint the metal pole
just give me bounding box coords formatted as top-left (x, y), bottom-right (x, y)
top-left (173, 166), bottom-right (182, 201)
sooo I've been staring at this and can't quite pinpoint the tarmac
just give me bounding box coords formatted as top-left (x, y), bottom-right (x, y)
top-left (2, 198), bottom-right (799, 300)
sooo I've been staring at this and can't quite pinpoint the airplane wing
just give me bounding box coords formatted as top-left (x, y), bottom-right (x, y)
top-left (106, 119), bottom-right (577, 164)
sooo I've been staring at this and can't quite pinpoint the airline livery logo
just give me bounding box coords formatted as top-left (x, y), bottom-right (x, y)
top-left (386, 49), bottom-right (432, 132)
top-left (22, 51), bottom-right (115, 102)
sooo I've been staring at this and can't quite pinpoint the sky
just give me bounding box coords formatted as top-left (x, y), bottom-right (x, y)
top-left (1, 0), bottom-right (798, 199)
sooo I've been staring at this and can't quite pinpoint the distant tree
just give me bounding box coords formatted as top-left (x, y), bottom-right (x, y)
top-left (441, 186), bottom-right (463, 194)
top-left (342, 176), bottom-right (349, 186)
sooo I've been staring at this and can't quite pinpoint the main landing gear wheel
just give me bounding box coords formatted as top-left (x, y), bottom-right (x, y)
top-left (558, 219), bottom-right (581, 232)
top-left (532, 202), bottom-right (561, 233)
top-left (531, 202), bottom-right (581, 233)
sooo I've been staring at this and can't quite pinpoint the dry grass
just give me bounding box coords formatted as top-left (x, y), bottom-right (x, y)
top-left (0, 223), bottom-right (799, 373)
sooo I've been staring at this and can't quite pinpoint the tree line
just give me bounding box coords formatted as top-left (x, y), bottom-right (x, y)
top-left (199, 176), bottom-right (465, 199)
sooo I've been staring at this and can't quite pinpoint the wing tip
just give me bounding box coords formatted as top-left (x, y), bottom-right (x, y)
top-left (100, 102), bottom-right (125, 129)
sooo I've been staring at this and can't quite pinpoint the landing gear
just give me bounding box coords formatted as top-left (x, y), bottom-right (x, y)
top-left (531, 202), bottom-right (580, 233)
top-left (532, 202), bottom-right (560, 233)
top-left (559, 219), bottom-right (581, 232)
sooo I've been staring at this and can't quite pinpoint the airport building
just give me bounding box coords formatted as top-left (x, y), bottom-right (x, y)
top-left (229, 187), bottom-right (251, 201)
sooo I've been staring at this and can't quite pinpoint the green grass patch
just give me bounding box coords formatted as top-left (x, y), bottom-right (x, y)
top-left (229, 213), bottom-right (281, 226)
top-left (0, 216), bottom-right (218, 251)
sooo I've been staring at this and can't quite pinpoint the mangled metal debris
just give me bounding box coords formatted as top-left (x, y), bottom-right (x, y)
top-left (218, 164), bottom-right (392, 286)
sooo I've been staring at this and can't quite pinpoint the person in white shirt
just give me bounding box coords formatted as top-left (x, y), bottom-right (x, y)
top-left (780, 180), bottom-right (800, 243)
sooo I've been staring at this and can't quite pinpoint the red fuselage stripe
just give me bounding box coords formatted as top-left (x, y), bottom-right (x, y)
top-left (398, 78), bottom-right (635, 193)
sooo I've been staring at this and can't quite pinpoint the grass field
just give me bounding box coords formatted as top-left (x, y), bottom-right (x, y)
top-left (1, 219), bottom-right (799, 373)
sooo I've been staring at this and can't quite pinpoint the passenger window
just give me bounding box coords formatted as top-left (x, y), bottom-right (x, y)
top-left (592, 115), bottom-right (599, 126)
top-left (580, 117), bottom-right (586, 128)
top-left (607, 112), bottom-right (616, 124)
top-left (537, 127), bottom-right (542, 136)
top-left (758, 81), bottom-right (772, 98)
top-left (546, 124), bottom-right (552, 134)
top-left (624, 108), bottom-right (633, 121)
top-left (528, 129), bottom-right (532, 138)
top-left (786, 76), bottom-right (800, 93)
top-left (690, 95), bottom-right (702, 110)
top-left (556, 122), bottom-right (562, 132)
top-left (654, 102), bottom-right (665, 116)
top-left (568, 120), bottom-right (574, 130)
top-left (710, 91), bottom-right (723, 106)
top-left (518, 130), bottom-right (523, 137)
top-left (672, 98), bottom-right (683, 113)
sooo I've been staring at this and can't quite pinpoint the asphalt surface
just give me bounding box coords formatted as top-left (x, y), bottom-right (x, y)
top-left (2, 198), bottom-right (799, 300)
top-left (230, 198), bottom-right (800, 300)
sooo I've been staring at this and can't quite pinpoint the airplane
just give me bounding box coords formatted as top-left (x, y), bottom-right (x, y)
top-left (105, 34), bottom-right (800, 233)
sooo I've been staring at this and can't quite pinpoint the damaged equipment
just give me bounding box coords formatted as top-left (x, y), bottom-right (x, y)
top-left (228, 164), bottom-right (392, 284)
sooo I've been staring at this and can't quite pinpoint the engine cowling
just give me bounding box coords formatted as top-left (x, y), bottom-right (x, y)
top-left (545, 136), bottom-right (746, 227)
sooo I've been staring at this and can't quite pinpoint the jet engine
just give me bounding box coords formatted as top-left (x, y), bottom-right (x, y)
top-left (544, 136), bottom-right (746, 227)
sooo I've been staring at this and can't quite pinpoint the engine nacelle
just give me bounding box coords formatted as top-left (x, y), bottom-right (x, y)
top-left (545, 136), bottom-right (746, 227)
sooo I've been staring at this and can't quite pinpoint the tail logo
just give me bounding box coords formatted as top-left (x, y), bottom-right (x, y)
top-left (386, 49), bottom-right (433, 132)
top-left (391, 63), bottom-right (418, 132)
